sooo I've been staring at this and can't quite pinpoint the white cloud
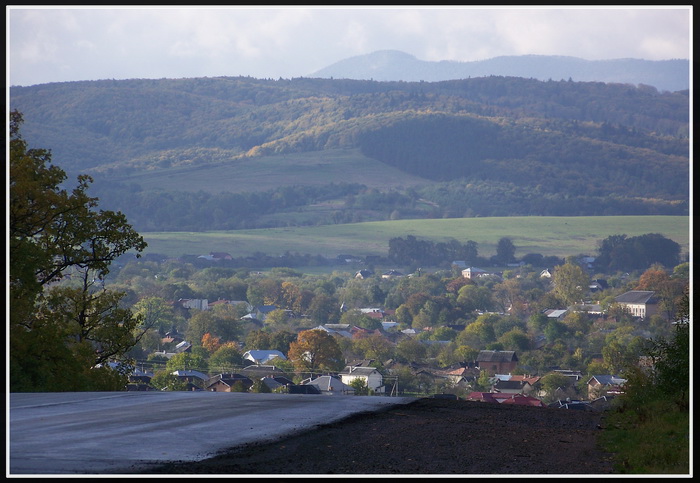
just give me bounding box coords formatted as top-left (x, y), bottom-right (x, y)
top-left (7, 6), bottom-right (691, 86)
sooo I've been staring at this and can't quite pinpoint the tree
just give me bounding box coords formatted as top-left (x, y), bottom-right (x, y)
top-left (249, 379), bottom-right (272, 393)
top-left (165, 352), bottom-right (208, 374)
top-left (201, 333), bottom-right (223, 354)
top-left (352, 333), bottom-right (393, 361)
top-left (287, 329), bottom-right (343, 373)
top-left (9, 110), bottom-right (148, 392)
top-left (394, 337), bottom-right (427, 364)
top-left (457, 313), bottom-right (498, 347)
top-left (209, 342), bottom-right (244, 372)
top-left (475, 370), bottom-right (492, 391)
top-left (150, 371), bottom-right (189, 391)
top-left (595, 233), bottom-right (681, 272)
top-left (640, 289), bottom-right (689, 401)
top-left (132, 297), bottom-right (175, 335)
top-left (539, 372), bottom-right (574, 402)
top-left (552, 259), bottom-right (589, 305)
top-left (349, 378), bottom-right (370, 396)
top-left (496, 237), bottom-right (516, 265)
top-left (497, 328), bottom-right (531, 352)
top-left (636, 264), bottom-right (687, 321)
top-left (457, 284), bottom-right (493, 313)
top-left (186, 304), bottom-right (243, 345)
top-left (307, 293), bottom-right (340, 324)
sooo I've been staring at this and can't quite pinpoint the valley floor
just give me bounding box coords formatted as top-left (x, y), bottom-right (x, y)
top-left (135, 397), bottom-right (616, 475)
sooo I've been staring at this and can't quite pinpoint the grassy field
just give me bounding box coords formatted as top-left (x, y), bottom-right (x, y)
top-left (114, 149), bottom-right (433, 194)
top-left (139, 215), bottom-right (690, 261)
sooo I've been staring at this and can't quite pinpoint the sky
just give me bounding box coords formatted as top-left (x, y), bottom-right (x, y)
top-left (7, 6), bottom-right (692, 87)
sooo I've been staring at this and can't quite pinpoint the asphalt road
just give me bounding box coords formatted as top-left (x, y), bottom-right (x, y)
top-left (8, 391), bottom-right (415, 475)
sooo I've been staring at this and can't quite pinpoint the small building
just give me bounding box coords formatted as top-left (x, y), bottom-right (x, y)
top-left (178, 298), bottom-right (209, 311)
top-left (355, 269), bottom-right (374, 279)
top-left (242, 305), bottom-right (279, 322)
top-left (476, 350), bottom-right (518, 376)
top-left (243, 350), bottom-right (287, 365)
top-left (171, 369), bottom-right (209, 382)
top-left (314, 324), bottom-right (353, 338)
top-left (544, 309), bottom-right (568, 320)
top-left (338, 364), bottom-right (385, 393)
top-left (260, 376), bottom-right (295, 391)
top-left (462, 267), bottom-right (488, 279)
top-left (491, 379), bottom-right (534, 395)
top-left (301, 375), bottom-right (355, 395)
top-left (382, 270), bottom-right (404, 279)
top-left (206, 373), bottom-right (254, 392)
top-left (587, 375), bottom-right (627, 399)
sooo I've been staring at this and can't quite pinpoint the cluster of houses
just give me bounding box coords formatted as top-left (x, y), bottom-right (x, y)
top-left (136, 264), bottom-right (657, 409)
top-left (120, 346), bottom-right (627, 412)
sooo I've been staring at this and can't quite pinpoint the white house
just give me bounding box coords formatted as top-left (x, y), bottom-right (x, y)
top-left (462, 267), bottom-right (488, 279)
top-left (338, 365), bottom-right (385, 393)
top-left (178, 298), bottom-right (208, 310)
top-left (243, 349), bottom-right (287, 365)
top-left (587, 375), bottom-right (627, 398)
top-left (545, 309), bottom-right (568, 320)
top-left (614, 291), bottom-right (658, 319)
top-left (242, 305), bottom-right (279, 321)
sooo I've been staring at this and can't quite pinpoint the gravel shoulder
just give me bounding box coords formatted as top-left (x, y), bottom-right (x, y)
top-left (133, 397), bottom-right (617, 475)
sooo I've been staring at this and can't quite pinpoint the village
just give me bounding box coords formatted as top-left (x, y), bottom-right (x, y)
top-left (109, 251), bottom-right (685, 414)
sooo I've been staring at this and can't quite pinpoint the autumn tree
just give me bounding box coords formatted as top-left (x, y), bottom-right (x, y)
top-left (636, 264), bottom-right (688, 320)
top-left (287, 329), bottom-right (343, 373)
top-left (201, 333), bottom-right (223, 354)
top-left (9, 110), bottom-right (148, 392)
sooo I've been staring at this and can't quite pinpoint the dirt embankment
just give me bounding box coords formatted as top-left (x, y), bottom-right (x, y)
top-left (134, 397), bottom-right (616, 475)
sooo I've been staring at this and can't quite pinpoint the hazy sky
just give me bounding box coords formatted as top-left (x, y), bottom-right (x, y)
top-left (7, 6), bottom-right (692, 87)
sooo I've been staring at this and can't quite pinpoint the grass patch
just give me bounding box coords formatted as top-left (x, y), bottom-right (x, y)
top-left (600, 398), bottom-right (690, 474)
top-left (139, 215), bottom-right (689, 260)
top-left (116, 148), bottom-right (434, 194)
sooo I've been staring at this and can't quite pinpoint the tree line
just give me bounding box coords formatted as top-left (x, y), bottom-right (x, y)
top-left (89, 177), bottom-right (687, 235)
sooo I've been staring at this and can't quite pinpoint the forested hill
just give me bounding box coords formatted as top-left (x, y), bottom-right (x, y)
top-left (10, 75), bottom-right (690, 231)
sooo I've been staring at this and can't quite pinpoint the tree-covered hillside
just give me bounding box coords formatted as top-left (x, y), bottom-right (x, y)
top-left (10, 75), bottom-right (690, 230)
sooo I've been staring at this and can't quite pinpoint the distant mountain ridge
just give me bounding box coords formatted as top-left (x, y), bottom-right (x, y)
top-left (310, 50), bottom-right (689, 92)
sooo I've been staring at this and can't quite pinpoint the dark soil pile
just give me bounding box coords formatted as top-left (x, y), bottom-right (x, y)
top-left (133, 397), bottom-right (616, 475)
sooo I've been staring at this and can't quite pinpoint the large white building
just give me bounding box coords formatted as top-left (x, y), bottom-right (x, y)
top-left (614, 291), bottom-right (658, 319)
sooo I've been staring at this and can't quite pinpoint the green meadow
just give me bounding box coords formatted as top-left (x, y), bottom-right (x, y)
top-left (139, 215), bottom-right (690, 262)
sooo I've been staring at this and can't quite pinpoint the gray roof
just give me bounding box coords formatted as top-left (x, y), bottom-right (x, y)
top-left (615, 290), bottom-right (656, 304)
top-left (588, 375), bottom-right (627, 386)
top-left (171, 369), bottom-right (208, 380)
top-left (243, 350), bottom-right (287, 363)
top-left (476, 350), bottom-right (518, 363)
top-left (494, 379), bottom-right (528, 390)
top-left (339, 366), bottom-right (380, 376)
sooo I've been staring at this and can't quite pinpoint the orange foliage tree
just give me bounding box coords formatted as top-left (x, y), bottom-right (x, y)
top-left (287, 329), bottom-right (343, 373)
